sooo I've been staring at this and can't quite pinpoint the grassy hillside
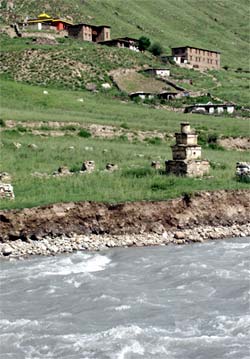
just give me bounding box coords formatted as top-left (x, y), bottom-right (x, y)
top-left (1, 0), bottom-right (249, 69)
top-left (0, 79), bottom-right (249, 209)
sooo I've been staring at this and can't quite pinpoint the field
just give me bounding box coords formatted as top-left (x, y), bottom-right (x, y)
top-left (0, 80), bottom-right (249, 210)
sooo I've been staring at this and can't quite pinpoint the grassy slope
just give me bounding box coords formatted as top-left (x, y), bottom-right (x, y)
top-left (0, 80), bottom-right (249, 210)
top-left (1, 0), bottom-right (249, 69)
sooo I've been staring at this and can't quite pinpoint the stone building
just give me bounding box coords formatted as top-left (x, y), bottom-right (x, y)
top-left (171, 46), bottom-right (220, 70)
top-left (98, 37), bottom-right (139, 51)
top-left (68, 24), bottom-right (111, 42)
top-left (166, 122), bottom-right (210, 177)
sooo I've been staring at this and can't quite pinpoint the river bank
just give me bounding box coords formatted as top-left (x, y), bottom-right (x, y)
top-left (1, 223), bottom-right (250, 259)
top-left (0, 189), bottom-right (249, 258)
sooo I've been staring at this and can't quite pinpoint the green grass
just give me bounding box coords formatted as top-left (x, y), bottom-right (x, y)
top-left (0, 130), bottom-right (249, 209)
top-left (1, 80), bottom-right (249, 137)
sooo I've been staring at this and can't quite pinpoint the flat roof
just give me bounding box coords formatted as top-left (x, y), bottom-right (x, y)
top-left (171, 45), bottom-right (221, 54)
top-left (25, 18), bottom-right (73, 25)
top-left (71, 23), bottom-right (111, 28)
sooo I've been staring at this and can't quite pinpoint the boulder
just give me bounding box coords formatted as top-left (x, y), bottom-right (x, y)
top-left (106, 163), bottom-right (118, 172)
top-left (82, 161), bottom-right (95, 173)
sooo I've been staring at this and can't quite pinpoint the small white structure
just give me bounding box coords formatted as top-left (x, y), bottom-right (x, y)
top-left (144, 68), bottom-right (170, 78)
top-left (184, 102), bottom-right (236, 115)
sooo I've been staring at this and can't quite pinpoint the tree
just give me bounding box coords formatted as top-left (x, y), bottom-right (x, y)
top-left (149, 42), bottom-right (164, 56)
top-left (138, 36), bottom-right (151, 51)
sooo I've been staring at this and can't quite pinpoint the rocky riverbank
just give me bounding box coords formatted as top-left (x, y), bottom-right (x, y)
top-left (0, 189), bottom-right (249, 259)
top-left (1, 223), bottom-right (250, 259)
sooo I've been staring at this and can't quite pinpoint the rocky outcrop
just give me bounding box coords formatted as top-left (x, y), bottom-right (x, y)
top-left (0, 190), bottom-right (249, 243)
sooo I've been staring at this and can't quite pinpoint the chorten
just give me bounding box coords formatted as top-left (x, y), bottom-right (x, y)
top-left (165, 122), bottom-right (209, 177)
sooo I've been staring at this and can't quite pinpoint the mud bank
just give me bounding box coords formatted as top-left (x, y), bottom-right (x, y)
top-left (0, 190), bottom-right (249, 258)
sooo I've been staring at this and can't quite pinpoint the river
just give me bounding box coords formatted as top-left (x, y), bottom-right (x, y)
top-left (0, 237), bottom-right (249, 359)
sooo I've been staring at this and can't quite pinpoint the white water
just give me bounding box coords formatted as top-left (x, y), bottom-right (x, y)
top-left (0, 237), bottom-right (250, 358)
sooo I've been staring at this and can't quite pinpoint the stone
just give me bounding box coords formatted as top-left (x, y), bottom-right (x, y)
top-left (13, 142), bottom-right (22, 149)
top-left (106, 163), bottom-right (118, 172)
top-left (2, 244), bottom-right (13, 256)
top-left (43, 90), bottom-right (48, 95)
top-left (151, 161), bottom-right (161, 170)
top-left (236, 162), bottom-right (250, 181)
top-left (28, 144), bottom-right (38, 149)
top-left (86, 83), bottom-right (97, 92)
top-left (174, 231), bottom-right (185, 239)
top-left (81, 160), bottom-right (95, 173)
top-left (101, 83), bottom-right (112, 90)
top-left (0, 172), bottom-right (11, 182)
top-left (0, 183), bottom-right (15, 200)
top-left (57, 166), bottom-right (70, 175)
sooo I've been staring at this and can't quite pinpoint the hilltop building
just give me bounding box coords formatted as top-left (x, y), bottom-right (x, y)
top-left (166, 122), bottom-right (210, 177)
top-left (18, 12), bottom-right (73, 31)
top-left (171, 46), bottom-right (220, 70)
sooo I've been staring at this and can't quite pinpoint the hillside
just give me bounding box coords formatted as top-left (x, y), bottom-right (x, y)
top-left (0, 0), bottom-right (249, 69)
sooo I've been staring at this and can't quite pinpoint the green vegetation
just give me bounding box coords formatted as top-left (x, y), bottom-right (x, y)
top-left (1, 0), bottom-right (249, 69)
top-left (0, 1), bottom-right (249, 210)
top-left (138, 36), bottom-right (151, 52)
top-left (0, 129), bottom-right (249, 210)
top-left (0, 79), bottom-right (249, 210)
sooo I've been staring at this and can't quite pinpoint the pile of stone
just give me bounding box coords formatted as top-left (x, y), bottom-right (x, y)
top-left (236, 162), bottom-right (250, 181)
top-left (0, 183), bottom-right (15, 200)
top-left (105, 163), bottom-right (118, 172)
top-left (81, 160), bottom-right (95, 173)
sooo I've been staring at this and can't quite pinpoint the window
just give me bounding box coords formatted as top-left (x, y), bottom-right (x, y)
top-left (106, 31), bottom-right (109, 39)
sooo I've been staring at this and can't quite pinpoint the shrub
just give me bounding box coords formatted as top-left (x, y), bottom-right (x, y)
top-left (78, 129), bottom-right (91, 138)
top-left (0, 119), bottom-right (6, 127)
top-left (138, 36), bottom-right (151, 51)
top-left (145, 137), bottom-right (162, 145)
top-left (149, 42), bottom-right (164, 56)
top-left (120, 122), bottom-right (129, 129)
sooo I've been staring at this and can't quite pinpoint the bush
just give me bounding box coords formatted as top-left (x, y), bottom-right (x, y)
top-left (78, 129), bottom-right (91, 138)
top-left (149, 42), bottom-right (164, 56)
top-left (0, 119), bottom-right (6, 127)
top-left (120, 122), bottom-right (129, 129)
top-left (145, 137), bottom-right (162, 145)
top-left (138, 36), bottom-right (151, 51)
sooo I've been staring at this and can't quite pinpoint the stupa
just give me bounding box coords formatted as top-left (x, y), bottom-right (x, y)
top-left (165, 122), bottom-right (210, 177)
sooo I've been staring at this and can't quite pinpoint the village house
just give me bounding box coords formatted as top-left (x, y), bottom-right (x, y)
top-left (98, 37), bottom-right (139, 51)
top-left (171, 46), bottom-right (221, 70)
top-left (184, 102), bottom-right (235, 115)
top-left (129, 90), bottom-right (178, 101)
top-left (67, 23), bottom-right (111, 42)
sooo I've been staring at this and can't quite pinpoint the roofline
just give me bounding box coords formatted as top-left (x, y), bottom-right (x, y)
top-left (71, 23), bottom-right (111, 28)
top-left (171, 45), bottom-right (221, 54)
top-left (185, 103), bottom-right (235, 108)
top-left (98, 37), bottom-right (138, 44)
top-left (25, 18), bottom-right (73, 25)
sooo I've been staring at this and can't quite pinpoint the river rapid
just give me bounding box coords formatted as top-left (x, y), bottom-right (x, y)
top-left (0, 237), bottom-right (250, 359)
